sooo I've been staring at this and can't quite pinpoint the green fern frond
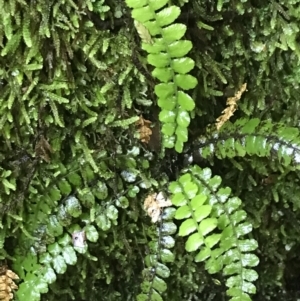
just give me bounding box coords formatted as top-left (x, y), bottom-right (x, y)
top-left (138, 203), bottom-right (176, 301)
top-left (169, 165), bottom-right (259, 301)
top-left (195, 118), bottom-right (300, 170)
top-left (125, 0), bottom-right (197, 153)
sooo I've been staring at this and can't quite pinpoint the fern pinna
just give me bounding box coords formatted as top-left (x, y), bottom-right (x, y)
top-left (125, 0), bottom-right (198, 153)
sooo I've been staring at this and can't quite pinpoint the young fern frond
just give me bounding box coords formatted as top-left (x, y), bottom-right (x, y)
top-left (125, 0), bottom-right (198, 153)
top-left (195, 118), bottom-right (300, 170)
top-left (169, 165), bottom-right (259, 301)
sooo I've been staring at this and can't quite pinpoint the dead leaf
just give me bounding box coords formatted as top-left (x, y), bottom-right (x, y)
top-left (134, 21), bottom-right (153, 44)
top-left (0, 266), bottom-right (19, 301)
top-left (35, 135), bottom-right (53, 163)
top-left (144, 192), bottom-right (172, 223)
top-left (216, 83), bottom-right (247, 130)
top-left (136, 116), bottom-right (152, 144)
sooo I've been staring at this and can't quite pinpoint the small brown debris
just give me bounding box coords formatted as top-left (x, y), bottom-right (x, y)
top-left (144, 192), bottom-right (172, 223)
top-left (0, 267), bottom-right (19, 301)
top-left (35, 134), bottom-right (53, 163)
top-left (216, 83), bottom-right (247, 130)
top-left (136, 116), bottom-right (152, 144)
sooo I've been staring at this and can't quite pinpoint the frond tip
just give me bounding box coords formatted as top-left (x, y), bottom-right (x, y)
top-left (169, 165), bottom-right (259, 301)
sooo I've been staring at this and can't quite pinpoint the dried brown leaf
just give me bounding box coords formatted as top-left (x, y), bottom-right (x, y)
top-left (216, 83), bottom-right (247, 130)
top-left (144, 192), bottom-right (172, 223)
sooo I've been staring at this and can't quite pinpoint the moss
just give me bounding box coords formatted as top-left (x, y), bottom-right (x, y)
top-left (1, 0), bottom-right (300, 300)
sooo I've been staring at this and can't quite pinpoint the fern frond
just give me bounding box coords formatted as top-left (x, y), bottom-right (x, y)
top-left (125, 0), bottom-right (197, 153)
top-left (195, 118), bottom-right (300, 170)
top-left (138, 193), bottom-right (176, 301)
top-left (169, 165), bottom-right (259, 301)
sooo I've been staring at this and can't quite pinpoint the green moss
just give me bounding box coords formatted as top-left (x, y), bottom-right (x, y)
top-left (1, 0), bottom-right (300, 300)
